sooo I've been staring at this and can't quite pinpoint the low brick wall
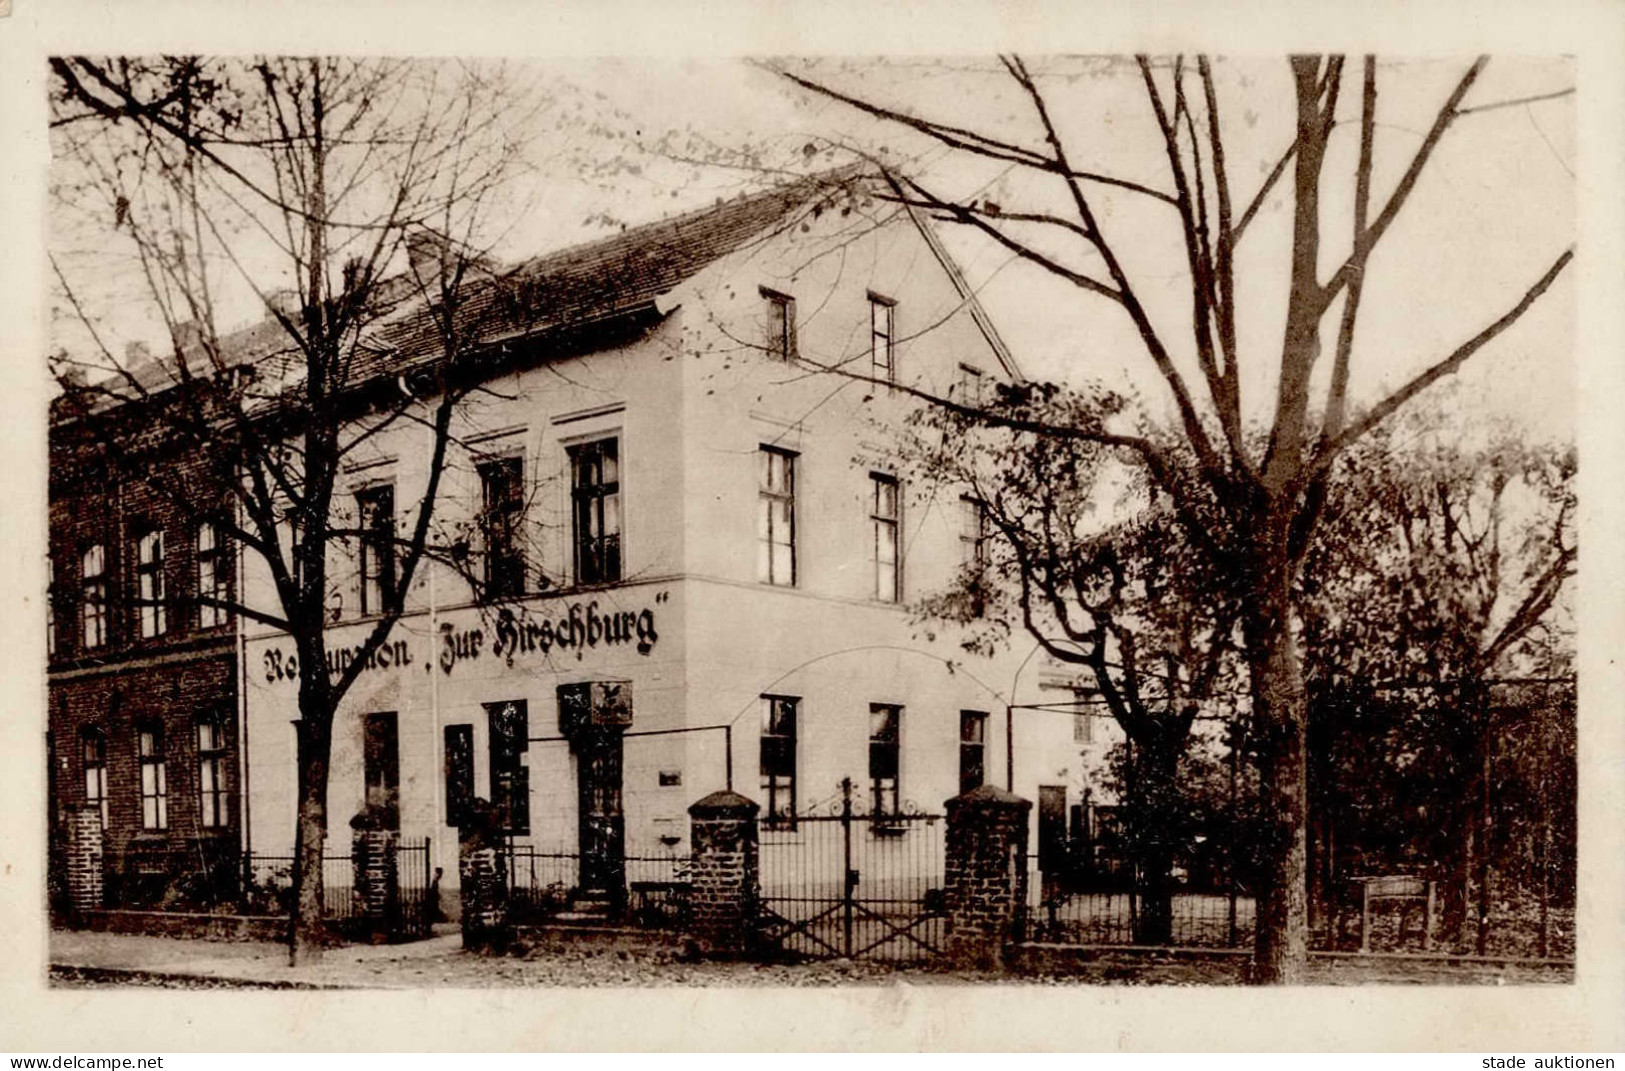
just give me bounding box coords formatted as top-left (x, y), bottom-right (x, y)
top-left (63, 909), bottom-right (286, 942)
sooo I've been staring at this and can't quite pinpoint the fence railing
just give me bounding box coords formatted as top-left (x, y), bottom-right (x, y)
top-left (1025, 865), bottom-right (1575, 961)
top-left (242, 847), bottom-right (357, 920)
top-left (503, 843), bottom-right (693, 929)
top-left (243, 837), bottom-right (435, 941)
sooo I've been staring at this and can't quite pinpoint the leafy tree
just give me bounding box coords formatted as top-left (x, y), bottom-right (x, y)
top-left (1299, 411), bottom-right (1575, 947)
top-left (900, 381), bottom-right (1244, 943)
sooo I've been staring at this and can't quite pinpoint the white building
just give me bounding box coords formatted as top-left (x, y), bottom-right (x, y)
top-left (239, 171), bottom-right (1118, 911)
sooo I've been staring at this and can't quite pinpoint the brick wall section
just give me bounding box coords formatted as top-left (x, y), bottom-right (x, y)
top-left (457, 803), bottom-right (511, 949)
top-left (65, 805), bottom-right (105, 912)
top-left (351, 828), bottom-right (400, 939)
top-left (49, 655), bottom-right (239, 906)
top-left (944, 784), bottom-right (1031, 970)
top-left (687, 789), bottom-right (760, 957)
top-left (49, 411), bottom-right (241, 909)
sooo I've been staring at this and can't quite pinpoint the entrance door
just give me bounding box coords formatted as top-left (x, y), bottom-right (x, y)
top-left (1038, 785), bottom-right (1068, 897)
top-left (576, 728), bottom-right (626, 905)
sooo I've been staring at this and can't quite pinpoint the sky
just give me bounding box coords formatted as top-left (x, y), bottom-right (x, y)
top-left (49, 55), bottom-right (1576, 445)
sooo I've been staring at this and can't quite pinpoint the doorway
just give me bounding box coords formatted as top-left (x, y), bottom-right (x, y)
top-left (576, 727), bottom-right (626, 906)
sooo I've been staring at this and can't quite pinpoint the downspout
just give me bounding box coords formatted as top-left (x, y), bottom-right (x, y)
top-left (428, 557), bottom-right (442, 882)
top-left (235, 495), bottom-right (252, 871)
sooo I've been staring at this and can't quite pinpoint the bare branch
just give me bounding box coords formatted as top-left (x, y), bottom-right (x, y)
top-left (1309, 248), bottom-right (1573, 478)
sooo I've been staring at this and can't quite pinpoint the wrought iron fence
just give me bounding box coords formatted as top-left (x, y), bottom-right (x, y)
top-left (503, 843), bottom-right (693, 929)
top-left (1026, 870), bottom-right (1255, 948)
top-left (243, 847), bottom-right (358, 921)
top-left (758, 778), bottom-right (947, 962)
top-left (504, 844), bottom-right (579, 922)
top-left (243, 837), bottom-right (435, 941)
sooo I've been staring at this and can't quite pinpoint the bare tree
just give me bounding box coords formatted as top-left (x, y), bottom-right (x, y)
top-left (49, 56), bottom-right (540, 962)
top-left (771, 54), bottom-right (1573, 981)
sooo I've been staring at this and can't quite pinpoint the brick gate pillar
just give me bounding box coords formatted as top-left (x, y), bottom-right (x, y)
top-left (944, 784), bottom-right (1032, 970)
top-left (457, 800), bottom-right (511, 950)
top-left (350, 818), bottom-right (400, 942)
top-left (687, 790), bottom-right (760, 958)
top-left (65, 805), bottom-right (105, 914)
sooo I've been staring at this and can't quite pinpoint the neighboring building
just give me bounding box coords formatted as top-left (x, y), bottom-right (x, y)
top-left (47, 377), bottom-right (245, 908)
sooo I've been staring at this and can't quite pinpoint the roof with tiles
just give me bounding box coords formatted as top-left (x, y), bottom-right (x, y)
top-left (60, 166), bottom-right (864, 422)
top-left (371, 165), bottom-right (863, 365)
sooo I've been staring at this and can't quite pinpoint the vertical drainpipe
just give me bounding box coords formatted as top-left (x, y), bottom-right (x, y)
top-left (235, 498), bottom-right (252, 869)
top-left (428, 555), bottom-right (441, 881)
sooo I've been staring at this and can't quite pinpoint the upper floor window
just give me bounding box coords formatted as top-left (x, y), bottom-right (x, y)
top-left (81, 727), bottom-right (108, 830)
top-left (1073, 705), bottom-right (1095, 744)
top-left (957, 363), bottom-right (986, 408)
top-left (138, 722), bottom-right (168, 831)
top-left (356, 484), bottom-right (395, 615)
top-left (959, 710), bottom-right (988, 796)
top-left (134, 529), bottom-right (166, 638)
top-left (760, 695), bottom-right (798, 829)
top-left (871, 474), bottom-right (901, 603)
top-left (569, 438), bottom-right (621, 586)
top-left (196, 522), bottom-right (229, 629)
top-left (758, 447), bottom-right (797, 587)
top-left (478, 456), bottom-right (526, 600)
top-left (81, 544), bottom-right (108, 650)
top-left (761, 287), bottom-right (796, 361)
top-left (960, 495), bottom-right (988, 616)
top-left (870, 293), bottom-right (896, 383)
top-left (197, 717), bottom-right (229, 829)
top-left (869, 703), bottom-right (902, 817)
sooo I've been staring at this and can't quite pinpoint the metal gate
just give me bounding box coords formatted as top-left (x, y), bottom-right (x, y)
top-left (758, 778), bottom-right (946, 961)
top-left (393, 837), bottom-right (435, 941)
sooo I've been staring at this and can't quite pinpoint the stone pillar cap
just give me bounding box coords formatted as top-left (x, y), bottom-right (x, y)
top-left (689, 789), bottom-right (760, 817)
top-left (946, 784), bottom-right (1033, 809)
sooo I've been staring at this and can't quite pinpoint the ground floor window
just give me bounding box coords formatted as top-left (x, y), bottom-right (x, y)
top-left (137, 723), bottom-right (168, 830)
top-left (444, 723), bottom-right (474, 828)
top-left (760, 695), bottom-right (798, 828)
top-left (486, 700), bottom-right (529, 835)
top-left (81, 727), bottom-right (108, 830)
top-left (959, 710), bottom-right (987, 796)
top-left (196, 717), bottom-right (228, 828)
top-left (363, 712), bottom-right (400, 829)
top-left (869, 703), bottom-right (902, 816)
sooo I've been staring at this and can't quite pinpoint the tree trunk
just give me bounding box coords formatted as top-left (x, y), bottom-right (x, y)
top-left (1135, 846), bottom-right (1176, 945)
top-left (289, 714), bottom-right (333, 965)
top-left (1126, 736), bottom-right (1182, 946)
top-left (1246, 545), bottom-right (1310, 984)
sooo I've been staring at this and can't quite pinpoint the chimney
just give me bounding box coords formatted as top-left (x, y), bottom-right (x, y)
top-left (406, 228), bottom-right (449, 287)
top-left (265, 289), bottom-right (301, 322)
